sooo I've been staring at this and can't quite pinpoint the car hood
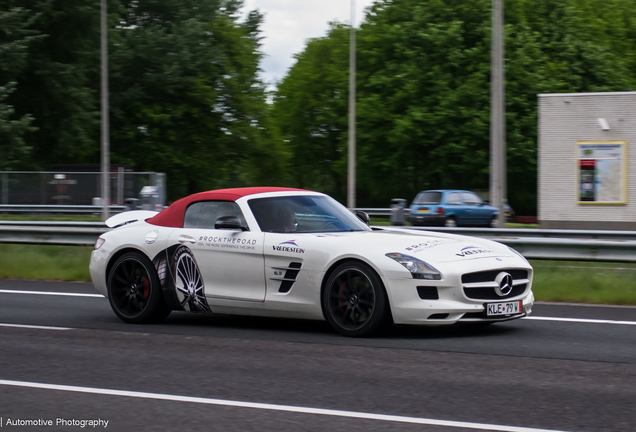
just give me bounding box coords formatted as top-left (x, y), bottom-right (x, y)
top-left (312, 227), bottom-right (513, 264)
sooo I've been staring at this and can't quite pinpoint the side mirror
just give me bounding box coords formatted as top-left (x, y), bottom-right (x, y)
top-left (215, 215), bottom-right (247, 230)
top-left (355, 210), bottom-right (370, 225)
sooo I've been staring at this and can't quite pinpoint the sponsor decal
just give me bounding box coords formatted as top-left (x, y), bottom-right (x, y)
top-left (273, 240), bottom-right (305, 254)
top-left (455, 246), bottom-right (496, 257)
top-left (197, 235), bottom-right (258, 250)
top-left (145, 230), bottom-right (159, 244)
top-left (405, 239), bottom-right (454, 253)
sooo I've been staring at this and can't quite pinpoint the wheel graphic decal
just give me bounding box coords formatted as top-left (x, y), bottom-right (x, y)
top-left (173, 247), bottom-right (210, 312)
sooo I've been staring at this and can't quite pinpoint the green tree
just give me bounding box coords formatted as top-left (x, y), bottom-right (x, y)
top-left (0, 3), bottom-right (41, 169)
top-left (271, 23), bottom-right (351, 202)
top-left (272, 0), bottom-right (633, 214)
top-left (7, 0), bottom-right (102, 166)
top-left (110, 0), bottom-right (283, 199)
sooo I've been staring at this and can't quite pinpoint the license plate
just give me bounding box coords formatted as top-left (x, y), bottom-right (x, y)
top-left (485, 300), bottom-right (522, 316)
top-left (417, 209), bottom-right (429, 214)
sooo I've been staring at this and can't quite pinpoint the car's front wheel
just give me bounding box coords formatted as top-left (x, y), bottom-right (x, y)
top-left (107, 252), bottom-right (170, 323)
top-left (322, 261), bottom-right (390, 337)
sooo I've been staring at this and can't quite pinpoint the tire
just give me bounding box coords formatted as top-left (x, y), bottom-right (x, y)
top-left (171, 246), bottom-right (211, 312)
top-left (444, 216), bottom-right (457, 227)
top-left (322, 261), bottom-right (390, 337)
top-left (107, 252), bottom-right (171, 324)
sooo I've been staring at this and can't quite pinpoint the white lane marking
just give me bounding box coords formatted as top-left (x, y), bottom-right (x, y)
top-left (2, 290), bottom-right (634, 327)
top-left (0, 379), bottom-right (570, 432)
top-left (0, 323), bottom-right (72, 331)
top-left (0, 289), bottom-right (103, 298)
top-left (525, 316), bottom-right (636, 326)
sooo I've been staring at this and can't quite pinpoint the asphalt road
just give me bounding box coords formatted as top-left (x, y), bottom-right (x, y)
top-left (0, 279), bottom-right (634, 432)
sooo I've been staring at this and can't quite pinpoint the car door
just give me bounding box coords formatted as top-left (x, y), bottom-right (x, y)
top-left (263, 233), bottom-right (307, 296)
top-left (462, 192), bottom-right (489, 225)
top-left (445, 192), bottom-right (465, 224)
top-left (167, 200), bottom-right (266, 304)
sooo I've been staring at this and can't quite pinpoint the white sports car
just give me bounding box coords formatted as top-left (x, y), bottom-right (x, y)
top-left (90, 187), bottom-right (534, 337)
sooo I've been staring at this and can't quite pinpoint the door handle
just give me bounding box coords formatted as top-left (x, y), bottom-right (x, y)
top-left (178, 235), bottom-right (197, 244)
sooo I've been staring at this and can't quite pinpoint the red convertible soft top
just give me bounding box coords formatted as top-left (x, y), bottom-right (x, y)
top-left (147, 187), bottom-right (306, 228)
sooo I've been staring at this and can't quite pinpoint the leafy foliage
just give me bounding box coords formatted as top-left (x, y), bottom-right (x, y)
top-left (109, 0), bottom-right (282, 198)
top-left (272, 0), bottom-right (635, 213)
top-left (271, 23), bottom-right (351, 202)
top-left (1, 0), bottom-right (280, 201)
top-left (0, 3), bottom-right (41, 169)
top-left (2, 0), bottom-right (636, 209)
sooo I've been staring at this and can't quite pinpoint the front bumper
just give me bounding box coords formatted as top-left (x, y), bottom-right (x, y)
top-left (384, 274), bottom-right (534, 325)
top-left (409, 214), bottom-right (446, 226)
top-left (89, 249), bottom-right (109, 297)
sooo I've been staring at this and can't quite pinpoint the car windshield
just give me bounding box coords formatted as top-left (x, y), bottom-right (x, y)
top-left (414, 192), bottom-right (442, 205)
top-left (248, 195), bottom-right (371, 233)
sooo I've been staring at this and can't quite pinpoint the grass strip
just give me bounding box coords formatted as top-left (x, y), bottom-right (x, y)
top-left (0, 244), bottom-right (92, 281)
top-left (1, 244), bottom-right (635, 306)
top-left (530, 260), bottom-right (636, 305)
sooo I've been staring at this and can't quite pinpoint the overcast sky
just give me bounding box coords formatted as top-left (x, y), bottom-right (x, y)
top-left (242, 0), bottom-right (377, 88)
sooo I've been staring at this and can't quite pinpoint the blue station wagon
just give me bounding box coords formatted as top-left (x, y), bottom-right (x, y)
top-left (409, 190), bottom-right (499, 227)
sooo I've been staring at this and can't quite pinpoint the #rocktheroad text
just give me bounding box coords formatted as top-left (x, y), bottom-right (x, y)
top-left (1, 417), bottom-right (109, 428)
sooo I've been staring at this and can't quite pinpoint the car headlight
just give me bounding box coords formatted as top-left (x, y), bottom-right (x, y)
top-left (508, 246), bottom-right (528, 263)
top-left (385, 253), bottom-right (442, 280)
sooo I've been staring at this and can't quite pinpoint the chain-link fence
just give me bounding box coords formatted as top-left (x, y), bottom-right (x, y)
top-left (0, 170), bottom-right (166, 207)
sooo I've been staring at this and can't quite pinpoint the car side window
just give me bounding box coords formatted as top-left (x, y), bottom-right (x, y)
top-left (184, 201), bottom-right (247, 229)
top-left (447, 193), bottom-right (462, 205)
top-left (462, 192), bottom-right (482, 206)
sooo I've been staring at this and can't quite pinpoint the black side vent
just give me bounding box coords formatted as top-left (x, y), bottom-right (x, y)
top-left (271, 262), bottom-right (302, 293)
top-left (428, 313), bottom-right (449, 320)
top-left (417, 286), bottom-right (439, 300)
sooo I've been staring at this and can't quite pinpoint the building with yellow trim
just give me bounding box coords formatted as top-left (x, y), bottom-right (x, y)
top-left (538, 92), bottom-right (635, 230)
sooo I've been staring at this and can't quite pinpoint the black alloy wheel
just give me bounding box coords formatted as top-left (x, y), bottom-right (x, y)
top-left (107, 252), bottom-right (170, 323)
top-left (323, 261), bottom-right (389, 337)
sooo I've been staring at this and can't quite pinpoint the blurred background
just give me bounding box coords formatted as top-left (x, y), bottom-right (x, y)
top-left (2, 0), bottom-right (636, 218)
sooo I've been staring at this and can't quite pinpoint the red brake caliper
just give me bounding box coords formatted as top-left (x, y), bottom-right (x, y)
top-left (338, 282), bottom-right (347, 313)
top-left (143, 277), bottom-right (150, 298)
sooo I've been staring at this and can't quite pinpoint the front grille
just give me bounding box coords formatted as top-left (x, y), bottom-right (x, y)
top-left (462, 269), bottom-right (528, 284)
top-left (464, 284), bottom-right (527, 300)
top-left (461, 269), bottom-right (529, 300)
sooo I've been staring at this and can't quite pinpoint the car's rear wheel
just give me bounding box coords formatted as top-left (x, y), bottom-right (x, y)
top-left (444, 216), bottom-right (457, 227)
top-left (107, 252), bottom-right (170, 323)
top-left (323, 262), bottom-right (389, 337)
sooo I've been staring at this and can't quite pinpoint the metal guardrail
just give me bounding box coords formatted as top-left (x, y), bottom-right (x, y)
top-left (0, 205), bottom-right (126, 214)
top-left (403, 226), bottom-right (636, 241)
top-left (0, 225), bottom-right (107, 246)
top-left (2, 221), bottom-right (636, 262)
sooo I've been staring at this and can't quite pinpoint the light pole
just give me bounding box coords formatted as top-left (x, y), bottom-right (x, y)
top-left (490, 0), bottom-right (506, 227)
top-left (347, 0), bottom-right (356, 209)
top-left (100, 0), bottom-right (110, 221)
